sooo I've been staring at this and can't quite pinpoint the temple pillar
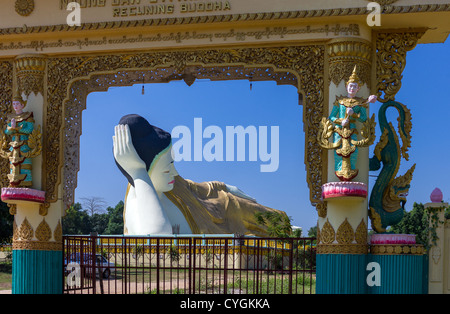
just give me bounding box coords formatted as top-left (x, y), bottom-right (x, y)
top-left (3, 54), bottom-right (63, 294)
top-left (316, 37), bottom-right (373, 294)
top-left (425, 188), bottom-right (449, 294)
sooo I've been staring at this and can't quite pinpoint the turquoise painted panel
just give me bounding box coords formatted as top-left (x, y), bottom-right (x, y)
top-left (316, 254), bottom-right (368, 294)
top-left (368, 254), bottom-right (427, 294)
top-left (13, 250), bottom-right (63, 294)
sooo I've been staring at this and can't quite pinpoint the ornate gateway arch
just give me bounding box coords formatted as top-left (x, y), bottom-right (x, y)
top-left (49, 46), bottom-right (325, 210)
top-left (1, 0), bottom-right (449, 294)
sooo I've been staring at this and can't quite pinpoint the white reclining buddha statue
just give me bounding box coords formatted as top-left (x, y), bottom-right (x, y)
top-left (113, 114), bottom-right (288, 236)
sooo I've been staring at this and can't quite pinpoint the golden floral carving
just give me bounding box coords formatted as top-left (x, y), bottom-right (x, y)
top-left (366, 0), bottom-right (399, 5)
top-left (15, 0), bottom-right (34, 17)
top-left (14, 55), bottom-right (47, 97)
top-left (336, 218), bottom-right (354, 245)
top-left (18, 217), bottom-right (33, 241)
top-left (318, 218), bottom-right (369, 254)
top-left (13, 220), bottom-right (18, 241)
top-left (375, 31), bottom-right (425, 102)
top-left (369, 207), bottom-right (383, 233)
top-left (8, 204), bottom-right (17, 216)
top-left (13, 241), bottom-right (62, 251)
top-left (355, 218), bottom-right (368, 245)
top-left (317, 243), bottom-right (368, 254)
top-left (316, 222), bottom-right (320, 244)
top-left (0, 61), bottom-right (13, 189)
top-left (35, 218), bottom-right (52, 242)
top-left (45, 46), bottom-right (325, 210)
top-left (327, 39), bottom-right (372, 87)
top-left (12, 218), bottom-right (63, 251)
top-left (320, 219), bottom-right (335, 245)
top-left (370, 244), bottom-right (424, 255)
top-left (53, 219), bottom-right (62, 243)
top-left (316, 201), bottom-right (327, 218)
top-left (39, 202), bottom-right (50, 217)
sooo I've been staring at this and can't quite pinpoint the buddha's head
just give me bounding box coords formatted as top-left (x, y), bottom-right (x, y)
top-left (115, 114), bottom-right (178, 193)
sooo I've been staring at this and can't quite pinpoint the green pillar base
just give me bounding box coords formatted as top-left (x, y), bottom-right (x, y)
top-left (13, 250), bottom-right (63, 294)
top-left (316, 254), bottom-right (368, 294)
top-left (367, 254), bottom-right (427, 294)
top-left (317, 253), bottom-right (428, 294)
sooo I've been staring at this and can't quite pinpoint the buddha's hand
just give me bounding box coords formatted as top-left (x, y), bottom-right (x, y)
top-left (113, 124), bottom-right (147, 178)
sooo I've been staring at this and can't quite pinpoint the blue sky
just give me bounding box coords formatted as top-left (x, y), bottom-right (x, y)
top-left (76, 39), bottom-right (449, 234)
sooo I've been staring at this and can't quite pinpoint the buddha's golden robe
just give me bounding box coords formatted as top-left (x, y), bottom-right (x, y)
top-left (165, 176), bottom-right (286, 236)
top-left (124, 175), bottom-right (287, 236)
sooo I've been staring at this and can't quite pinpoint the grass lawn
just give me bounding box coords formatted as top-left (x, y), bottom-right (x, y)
top-left (0, 263), bottom-right (12, 291)
top-left (113, 267), bottom-right (315, 294)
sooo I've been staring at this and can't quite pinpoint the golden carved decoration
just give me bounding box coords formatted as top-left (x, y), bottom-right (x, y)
top-left (13, 241), bottom-right (62, 251)
top-left (370, 244), bottom-right (425, 255)
top-left (384, 164), bottom-right (415, 213)
top-left (13, 220), bottom-right (18, 241)
top-left (15, 0), bottom-right (34, 17)
top-left (336, 218), bottom-right (354, 245)
top-left (317, 243), bottom-right (368, 255)
top-left (320, 219), bottom-right (335, 245)
top-left (18, 217), bottom-right (34, 241)
top-left (375, 31), bottom-right (425, 102)
top-left (373, 129), bottom-right (389, 161)
top-left (45, 47), bottom-right (324, 210)
top-left (316, 222), bottom-right (320, 244)
top-left (316, 201), bottom-right (327, 218)
top-left (8, 204), bottom-right (17, 215)
top-left (14, 55), bottom-right (47, 97)
top-left (39, 202), bottom-right (50, 217)
top-left (0, 61), bottom-right (13, 189)
top-left (53, 219), bottom-right (62, 243)
top-left (12, 217), bottom-right (63, 251)
top-left (327, 39), bottom-right (372, 87)
top-left (366, 0), bottom-right (399, 5)
top-left (318, 218), bottom-right (369, 254)
top-left (35, 218), bottom-right (52, 242)
top-left (369, 207), bottom-right (384, 233)
top-left (1, 4), bottom-right (448, 35)
top-left (355, 218), bottom-right (368, 245)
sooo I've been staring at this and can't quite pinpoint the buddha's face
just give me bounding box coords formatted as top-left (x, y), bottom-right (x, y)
top-left (347, 83), bottom-right (360, 98)
top-left (12, 101), bottom-right (25, 114)
top-left (149, 147), bottom-right (178, 193)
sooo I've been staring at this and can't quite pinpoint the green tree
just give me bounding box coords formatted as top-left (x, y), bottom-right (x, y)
top-left (104, 201), bottom-right (124, 235)
top-left (62, 200), bottom-right (125, 235)
top-left (90, 213), bottom-right (109, 234)
top-left (390, 202), bottom-right (428, 246)
top-left (254, 211), bottom-right (292, 238)
top-left (307, 226), bottom-right (317, 238)
top-left (62, 202), bottom-right (91, 235)
top-left (0, 201), bottom-right (13, 243)
top-left (291, 227), bottom-right (302, 237)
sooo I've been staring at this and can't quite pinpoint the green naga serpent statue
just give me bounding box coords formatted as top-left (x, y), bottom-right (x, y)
top-left (369, 100), bottom-right (416, 233)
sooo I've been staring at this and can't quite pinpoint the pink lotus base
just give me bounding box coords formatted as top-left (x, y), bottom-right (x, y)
top-left (322, 181), bottom-right (367, 200)
top-left (370, 233), bottom-right (416, 245)
top-left (1, 187), bottom-right (45, 204)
